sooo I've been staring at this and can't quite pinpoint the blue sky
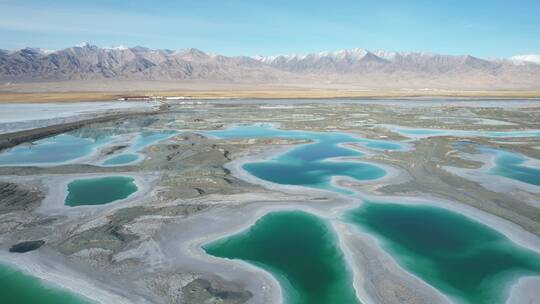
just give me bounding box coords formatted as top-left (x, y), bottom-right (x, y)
top-left (1, 0), bottom-right (539, 58)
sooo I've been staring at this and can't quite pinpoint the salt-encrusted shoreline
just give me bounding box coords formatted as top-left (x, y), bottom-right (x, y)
top-left (37, 172), bottom-right (158, 214)
top-left (205, 125), bottom-right (540, 304)
top-left (443, 147), bottom-right (540, 196)
top-left (1, 121), bottom-right (539, 304)
top-left (204, 140), bottom-right (450, 304)
top-left (0, 172), bottom-right (162, 304)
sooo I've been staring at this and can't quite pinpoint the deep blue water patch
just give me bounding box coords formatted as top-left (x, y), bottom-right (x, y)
top-left (205, 124), bottom-right (399, 192)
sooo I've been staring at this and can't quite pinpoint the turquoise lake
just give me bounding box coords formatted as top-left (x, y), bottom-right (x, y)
top-left (453, 142), bottom-right (540, 188)
top-left (389, 126), bottom-right (540, 138)
top-left (101, 130), bottom-right (177, 166)
top-left (345, 201), bottom-right (540, 304)
top-left (205, 124), bottom-right (540, 304)
top-left (207, 123), bottom-right (403, 151)
top-left (65, 176), bottom-right (138, 206)
top-left (204, 211), bottom-right (360, 304)
top-left (2, 122), bottom-right (540, 304)
top-left (102, 153), bottom-right (140, 166)
top-left (0, 122), bottom-right (177, 167)
top-left (205, 124), bottom-right (400, 192)
top-left (480, 147), bottom-right (540, 187)
top-left (0, 264), bottom-right (90, 304)
top-left (0, 134), bottom-right (111, 166)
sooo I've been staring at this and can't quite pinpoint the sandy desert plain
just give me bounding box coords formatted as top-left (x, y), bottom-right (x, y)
top-left (0, 96), bottom-right (540, 304)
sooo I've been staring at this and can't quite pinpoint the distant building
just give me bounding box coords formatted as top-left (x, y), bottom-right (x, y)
top-left (117, 96), bottom-right (167, 101)
top-left (117, 96), bottom-right (151, 101)
top-left (165, 96), bottom-right (186, 100)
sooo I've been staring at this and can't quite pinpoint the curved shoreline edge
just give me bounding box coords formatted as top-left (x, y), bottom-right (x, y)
top-left (0, 122), bottom-right (539, 304)
top-left (200, 124), bottom-right (540, 304)
top-left (0, 171), bottom-right (161, 303)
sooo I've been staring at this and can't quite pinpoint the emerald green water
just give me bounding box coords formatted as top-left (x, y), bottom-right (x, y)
top-left (0, 264), bottom-right (90, 304)
top-left (204, 211), bottom-right (360, 304)
top-left (3, 121), bottom-right (538, 303)
top-left (65, 176), bottom-right (138, 206)
top-left (345, 202), bottom-right (540, 304)
top-left (205, 123), bottom-right (540, 303)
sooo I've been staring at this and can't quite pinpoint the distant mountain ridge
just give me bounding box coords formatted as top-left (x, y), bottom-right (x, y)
top-left (510, 54), bottom-right (540, 65)
top-left (1, 43), bottom-right (540, 90)
top-left (0, 43), bottom-right (279, 83)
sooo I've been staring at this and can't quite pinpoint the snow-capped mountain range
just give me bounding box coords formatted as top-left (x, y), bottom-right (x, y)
top-left (509, 54), bottom-right (540, 65)
top-left (1, 43), bottom-right (539, 89)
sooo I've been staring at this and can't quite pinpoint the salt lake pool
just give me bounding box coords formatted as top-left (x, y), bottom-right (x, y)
top-left (204, 211), bottom-right (360, 304)
top-left (205, 123), bottom-right (540, 304)
top-left (0, 264), bottom-right (90, 304)
top-left (3, 122), bottom-right (540, 304)
top-left (386, 125), bottom-right (540, 139)
top-left (206, 123), bottom-right (403, 152)
top-left (205, 124), bottom-right (400, 193)
top-left (0, 134), bottom-right (111, 166)
top-left (450, 142), bottom-right (540, 190)
top-left (482, 148), bottom-right (540, 187)
top-left (0, 121), bottom-right (177, 167)
top-left (345, 201), bottom-right (540, 304)
top-left (101, 130), bottom-right (177, 166)
top-left (65, 176), bottom-right (138, 206)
